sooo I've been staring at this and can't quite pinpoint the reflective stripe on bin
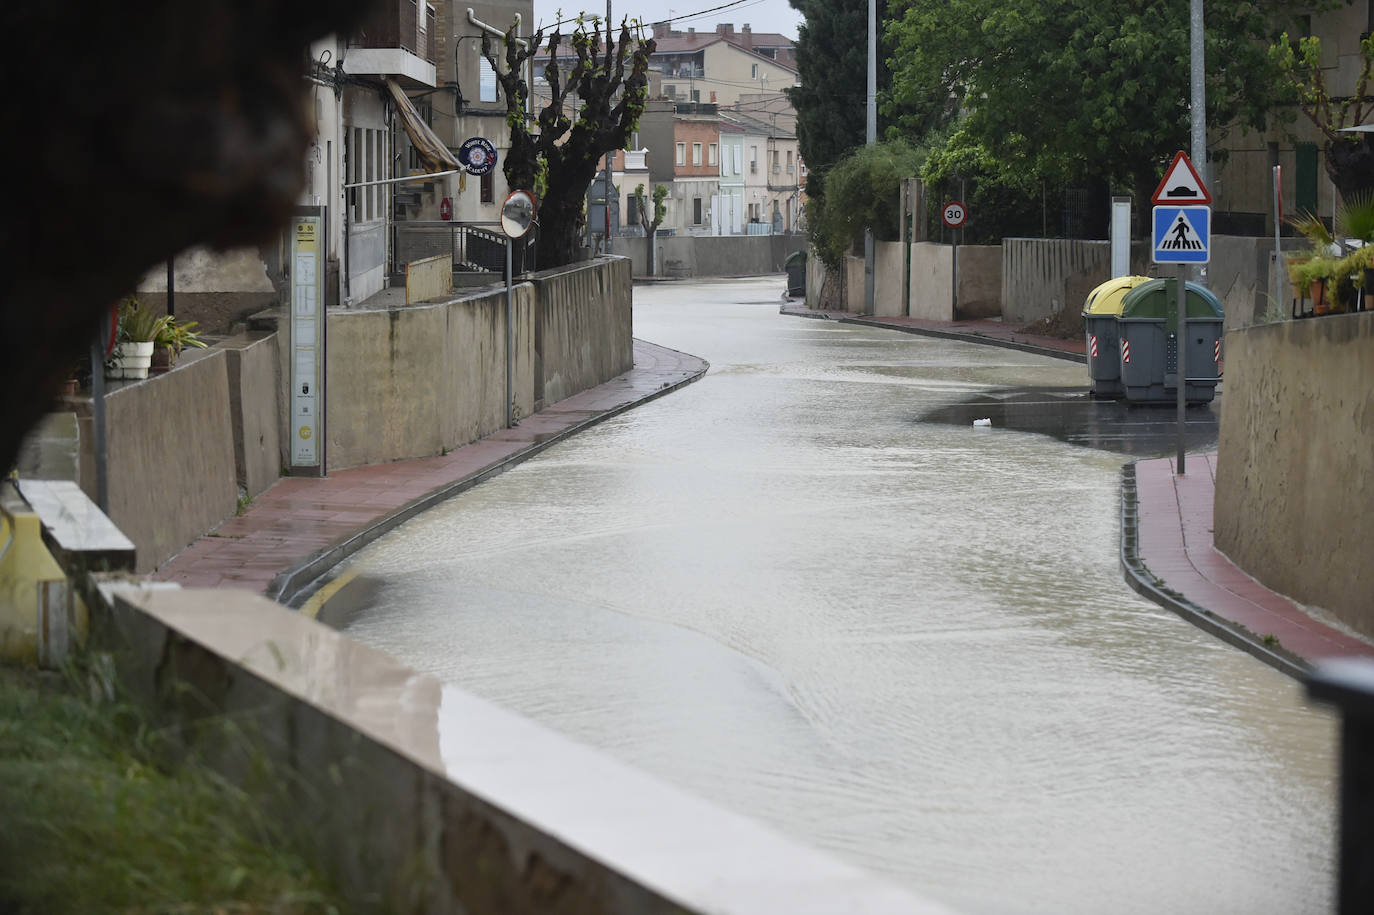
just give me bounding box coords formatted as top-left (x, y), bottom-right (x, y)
top-left (1090, 335), bottom-right (1098, 357)
top-left (1214, 340), bottom-right (1221, 363)
top-left (1121, 340), bottom-right (1131, 364)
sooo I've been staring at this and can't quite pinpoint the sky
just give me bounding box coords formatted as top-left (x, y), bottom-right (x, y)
top-left (530, 0), bottom-right (804, 40)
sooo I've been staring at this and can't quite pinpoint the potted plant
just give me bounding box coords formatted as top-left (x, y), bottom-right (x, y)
top-left (1288, 212), bottom-right (1342, 315)
top-left (149, 315), bottom-right (206, 372)
top-left (107, 297), bottom-right (168, 380)
top-left (1337, 190), bottom-right (1374, 311)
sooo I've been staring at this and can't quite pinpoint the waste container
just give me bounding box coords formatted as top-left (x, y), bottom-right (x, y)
top-left (1082, 275), bottom-right (1152, 398)
top-left (1117, 278), bottom-right (1224, 404)
top-left (785, 250), bottom-right (807, 297)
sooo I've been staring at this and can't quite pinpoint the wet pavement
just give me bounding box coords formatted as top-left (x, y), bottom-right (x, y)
top-left (921, 386), bottom-right (1220, 456)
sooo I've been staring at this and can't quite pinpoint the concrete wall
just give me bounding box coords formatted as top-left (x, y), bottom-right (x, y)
top-left (956, 245), bottom-right (1003, 319)
top-left (137, 246), bottom-right (280, 335)
top-left (619, 234), bottom-right (806, 278)
top-left (79, 351), bottom-right (240, 572)
top-left (405, 253), bottom-right (453, 304)
top-left (222, 332), bottom-right (282, 499)
top-left (909, 243), bottom-right (954, 320)
top-left (1214, 313), bottom-right (1374, 636)
top-left (872, 243), bottom-right (905, 317)
top-left (322, 285), bottom-right (537, 470)
top-left (530, 257), bottom-right (633, 407)
top-left (1001, 239), bottom-right (1110, 324)
top-left (86, 584), bottom-right (948, 915)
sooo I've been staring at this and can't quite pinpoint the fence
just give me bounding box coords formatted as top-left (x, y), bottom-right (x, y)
top-left (394, 221), bottom-right (538, 277)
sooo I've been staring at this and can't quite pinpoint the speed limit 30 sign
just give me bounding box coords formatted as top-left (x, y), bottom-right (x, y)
top-left (942, 201), bottom-right (968, 228)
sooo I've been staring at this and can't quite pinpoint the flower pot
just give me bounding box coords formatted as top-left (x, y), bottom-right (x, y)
top-left (1312, 279), bottom-right (1329, 316)
top-left (149, 344), bottom-right (176, 373)
top-left (107, 340), bottom-right (155, 380)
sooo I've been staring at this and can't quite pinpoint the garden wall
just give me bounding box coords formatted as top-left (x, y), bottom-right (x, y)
top-left (1214, 312), bottom-right (1374, 636)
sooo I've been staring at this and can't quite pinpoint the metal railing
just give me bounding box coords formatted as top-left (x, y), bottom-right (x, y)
top-left (394, 221), bottom-right (537, 277)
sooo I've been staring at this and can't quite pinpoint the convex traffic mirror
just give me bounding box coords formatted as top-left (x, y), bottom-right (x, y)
top-left (500, 189), bottom-right (537, 238)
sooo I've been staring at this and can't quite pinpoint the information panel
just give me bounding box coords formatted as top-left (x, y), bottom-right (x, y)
top-left (290, 208), bottom-right (326, 473)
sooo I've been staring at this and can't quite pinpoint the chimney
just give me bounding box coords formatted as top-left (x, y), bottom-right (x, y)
top-left (716, 23), bottom-right (733, 36)
top-left (741, 24), bottom-right (752, 45)
top-left (687, 27), bottom-right (695, 37)
top-left (652, 21), bottom-right (669, 39)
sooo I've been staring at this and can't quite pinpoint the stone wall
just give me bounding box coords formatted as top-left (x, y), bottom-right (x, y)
top-left (1214, 312), bottom-right (1374, 636)
top-left (222, 332), bottom-right (282, 499)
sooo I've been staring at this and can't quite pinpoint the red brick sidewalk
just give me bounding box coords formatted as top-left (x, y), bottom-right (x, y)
top-left (1126, 453), bottom-right (1374, 674)
top-left (154, 340), bottom-right (708, 603)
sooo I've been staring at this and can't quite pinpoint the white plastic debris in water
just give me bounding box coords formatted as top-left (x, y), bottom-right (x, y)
top-left (973, 418), bottom-right (992, 427)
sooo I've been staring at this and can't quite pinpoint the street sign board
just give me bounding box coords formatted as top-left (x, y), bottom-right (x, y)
top-left (459, 137), bottom-right (497, 176)
top-left (942, 200), bottom-right (967, 228)
top-left (1152, 205), bottom-right (1210, 264)
top-left (289, 207), bottom-right (326, 474)
top-left (1151, 150), bottom-right (1211, 205)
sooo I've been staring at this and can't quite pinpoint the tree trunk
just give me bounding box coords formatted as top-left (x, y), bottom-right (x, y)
top-left (536, 183), bottom-right (591, 268)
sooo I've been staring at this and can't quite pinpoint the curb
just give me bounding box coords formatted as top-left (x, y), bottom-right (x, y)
top-left (836, 317), bottom-right (1088, 365)
top-left (1117, 462), bottom-right (1309, 680)
top-left (268, 350), bottom-right (710, 608)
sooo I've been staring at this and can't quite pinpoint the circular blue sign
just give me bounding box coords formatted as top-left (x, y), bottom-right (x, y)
top-left (459, 137), bottom-right (498, 176)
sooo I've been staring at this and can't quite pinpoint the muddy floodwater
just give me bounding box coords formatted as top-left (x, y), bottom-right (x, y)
top-left (333, 278), bottom-right (1336, 914)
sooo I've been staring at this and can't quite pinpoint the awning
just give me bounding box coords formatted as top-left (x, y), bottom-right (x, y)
top-left (384, 78), bottom-right (462, 173)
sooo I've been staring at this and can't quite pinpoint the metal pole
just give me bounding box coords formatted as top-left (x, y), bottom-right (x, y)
top-left (863, 0), bottom-right (877, 315)
top-left (88, 315), bottom-right (109, 512)
top-left (1189, 0), bottom-right (1206, 187)
top-left (505, 237), bottom-right (514, 428)
top-left (604, 0), bottom-right (614, 255)
top-left (166, 256), bottom-right (174, 318)
top-left (1176, 266), bottom-right (1188, 475)
top-left (1274, 166), bottom-right (1283, 318)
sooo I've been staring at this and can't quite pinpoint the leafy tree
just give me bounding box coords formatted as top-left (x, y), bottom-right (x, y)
top-left (1271, 32), bottom-right (1374, 202)
top-left (484, 16), bottom-right (654, 267)
top-left (809, 139), bottom-right (925, 267)
top-left (885, 0), bottom-right (1287, 226)
top-left (786, 0), bottom-right (916, 201)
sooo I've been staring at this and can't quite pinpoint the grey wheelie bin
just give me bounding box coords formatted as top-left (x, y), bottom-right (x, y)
top-left (785, 250), bottom-right (807, 297)
top-left (1082, 275), bottom-right (1151, 397)
top-left (1117, 278), bottom-right (1224, 404)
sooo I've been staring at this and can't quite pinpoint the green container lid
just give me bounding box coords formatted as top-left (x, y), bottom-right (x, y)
top-left (1119, 278), bottom-right (1224, 321)
top-left (1083, 275), bottom-right (1153, 317)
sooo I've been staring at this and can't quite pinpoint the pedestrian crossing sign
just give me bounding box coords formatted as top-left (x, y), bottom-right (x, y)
top-left (1152, 205), bottom-right (1210, 264)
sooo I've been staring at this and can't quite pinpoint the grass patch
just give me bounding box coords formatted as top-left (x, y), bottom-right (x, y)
top-left (0, 661), bottom-right (345, 914)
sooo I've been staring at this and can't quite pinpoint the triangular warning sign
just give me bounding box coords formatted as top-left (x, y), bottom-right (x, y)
top-left (1151, 150), bottom-right (1211, 205)
top-left (1157, 209), bottom-right (1206, 251)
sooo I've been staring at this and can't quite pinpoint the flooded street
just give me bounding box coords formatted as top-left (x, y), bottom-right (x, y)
top-left (335, 277), bottom-right (1335, 914)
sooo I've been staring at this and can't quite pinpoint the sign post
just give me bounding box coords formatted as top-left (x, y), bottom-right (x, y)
top-left (290, 207), bottom-right (327, 476)
top-left (1151, 150), bottom-right (1211, 477)
top-left (942, 201), bottom-right (967, 315)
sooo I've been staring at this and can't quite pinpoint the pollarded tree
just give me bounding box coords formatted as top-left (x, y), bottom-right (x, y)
top-left (483, 16), bottom-right (654, 268)
top-left (1271, 32), bottom-right (1374, 202)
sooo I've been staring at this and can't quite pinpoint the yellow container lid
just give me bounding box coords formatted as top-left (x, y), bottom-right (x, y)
top-left (1083, 275), bottom-right (1152, 316)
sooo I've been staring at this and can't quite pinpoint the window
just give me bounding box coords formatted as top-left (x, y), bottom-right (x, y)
top-left (480, 58), bottom-right (498, 103)
top-left (692, 142), bottom-right (702, 166)
top-left (708, 143), bottom-right (718, 167)
top-left (786, 150), bottom-right (794, 174)
top-left (750, 146), bottom-right (757, 173)
top-left (772, 149), bottom-right (780, 174)
top-left (693, 197), bottom-right (703, 225)
top-left (626, 194), bottom-right (640, 228)
top-left (481, 170), bottom-right (494, 204)
top-left (675, 142), bottom-right (686, 166)
top-left (690, 89), bottom-right (700, 103)
top-left (751, 63), bottom-right (758, 79)
top-left (734, 146), bottom-right (742, 173)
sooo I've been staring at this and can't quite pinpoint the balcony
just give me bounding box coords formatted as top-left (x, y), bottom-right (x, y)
top-left (346, 0), bottom-right (437, 88)
top-left (623, 149), bottom-right (649, 171)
